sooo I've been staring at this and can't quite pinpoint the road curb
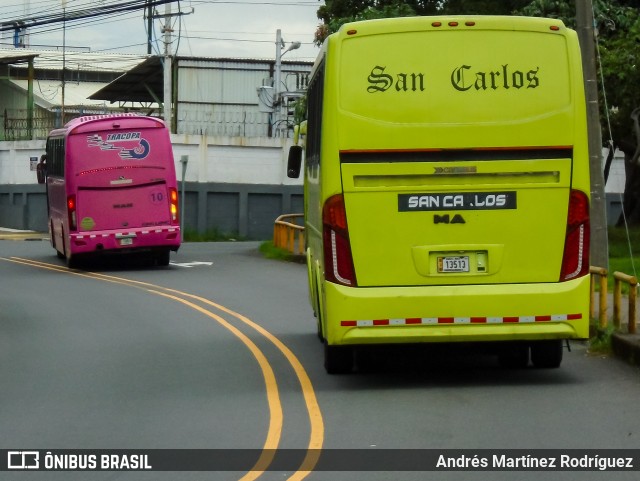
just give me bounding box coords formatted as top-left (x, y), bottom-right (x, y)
top-left (612, 332), bottom-right (640, 367)
top-left (0, 229), bottom-right (48, 241)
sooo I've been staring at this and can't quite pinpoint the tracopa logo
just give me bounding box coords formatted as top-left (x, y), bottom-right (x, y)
top-left (8, 451), bottom-right (39, 469)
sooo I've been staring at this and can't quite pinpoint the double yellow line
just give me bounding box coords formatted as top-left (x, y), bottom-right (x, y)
top-left (3, 256), bottom-right (324, 480)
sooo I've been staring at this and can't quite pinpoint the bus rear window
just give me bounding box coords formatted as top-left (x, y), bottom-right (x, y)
top-left (68, 128), bottom-right (168, 170)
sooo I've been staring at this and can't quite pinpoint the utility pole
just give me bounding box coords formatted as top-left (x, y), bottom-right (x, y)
top-left (151, 2), bottom-right (193, 133)
top-left (146, 0), bottom-right (153, 54)
top-left (61, 0), bottom-right (66, 126)
top-left (273, 29), bottom-right (300, 137)
top-left (162, 2), bottom-right (172, 132)
top-left (576, 0), bottom-right (609, 269)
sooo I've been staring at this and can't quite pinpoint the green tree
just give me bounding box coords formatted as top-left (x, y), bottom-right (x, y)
top-left (596, 8), bottom-right (640, 224)
top-left (315, 0), bottom-right (530, 43)
top-left (441, 0), bottom-right (531, 15)
top-left (315, 1), bottom-right (421, 45)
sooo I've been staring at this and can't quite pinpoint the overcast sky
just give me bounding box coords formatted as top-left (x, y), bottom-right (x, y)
top-left (0, 0), bottom-right (322, 61)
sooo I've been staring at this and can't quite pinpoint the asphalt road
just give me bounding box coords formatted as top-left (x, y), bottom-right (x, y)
top-left (1, 239), bottom-right (640, 481)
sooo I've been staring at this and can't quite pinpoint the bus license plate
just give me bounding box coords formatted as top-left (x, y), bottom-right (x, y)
top-left (438, 256), bottom-right (469, 273)
top-left (119, 238), bottom-right (133, 246)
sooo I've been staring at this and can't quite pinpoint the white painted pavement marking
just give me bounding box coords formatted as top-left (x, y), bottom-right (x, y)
top-left (169, 261), bottom-right (214, 268)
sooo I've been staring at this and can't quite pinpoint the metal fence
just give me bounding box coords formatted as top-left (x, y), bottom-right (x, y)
top-left (3, 109), bottom-right (57, 140)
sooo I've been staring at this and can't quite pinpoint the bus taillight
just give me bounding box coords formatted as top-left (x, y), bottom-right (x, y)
top-left (560, 190), bottom-right (590, 281)
top-left (322, 194), bottom-right (357, 286)
top-left (169, 188), bottom-right (179, 223)
top-left (67, 195), bottom-right (77, 231)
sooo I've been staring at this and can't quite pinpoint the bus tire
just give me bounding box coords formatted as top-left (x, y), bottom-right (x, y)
top-left (497, 343), bottom-right (529, 369)
top-left (66, 254), bottom-right (78, 269)
top-left (324, 342), bottom-right (353, 374)
top-left (61, 227), bottom-right (76, 267)
top-left (530, 340), bottom-right (563, 368)
top-left (50, 221), bottom-right (60, 255)
top-left (156, 249), bottom-right (171, 266)
top-left (314, 284), bottom-right (324, 342)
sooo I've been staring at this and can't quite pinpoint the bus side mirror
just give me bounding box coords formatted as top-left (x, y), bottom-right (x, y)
top-left (36, 161), bottom-right (47, 184)
top-left (287, 145), bottom-right (303, 178)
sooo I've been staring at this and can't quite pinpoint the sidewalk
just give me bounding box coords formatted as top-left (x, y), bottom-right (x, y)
top-left (0, 227), bottom-right (48, 241)
top-left (594, 291), bottom-right (640, 366)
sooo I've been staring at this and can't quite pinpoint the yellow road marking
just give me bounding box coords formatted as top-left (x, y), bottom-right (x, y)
top-left (148, 290), bottom-right (282, 480)
top-left (4, 256), bottom-right (324, 479)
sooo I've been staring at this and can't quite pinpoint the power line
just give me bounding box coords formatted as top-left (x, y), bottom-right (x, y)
top-left (1, 0), bottom-right (319, 57)
top-left (0, 0), bottom-right (179, 32)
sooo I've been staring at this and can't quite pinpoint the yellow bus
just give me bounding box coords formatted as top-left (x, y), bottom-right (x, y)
top-left (287, 16), bottom-right (590, 373)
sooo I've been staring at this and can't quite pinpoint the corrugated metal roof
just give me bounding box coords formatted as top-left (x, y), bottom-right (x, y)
top-left (90, 55), bottom-right (312, 105)
top-left (89, 56), bottom-right (163, 103)
top-left (10, 79), bottom-right (114, 109)
top-left (0, 51), bottom-right (38, 65)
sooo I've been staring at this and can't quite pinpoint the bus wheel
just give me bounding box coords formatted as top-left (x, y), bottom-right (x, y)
top-left (66, 254), bottom-right (78, 269)
top-left (53, 223), bottom-right (64, 258)
top-left (155, 249), bottom-right (171, 266)
top-left (324, 342), bottom-right (353, 374)
top-left (61, 228), bottom-right (77, 267)
top-left (50, 221), bottom-right (60, 256)
top-left (314, 285), bottom-right (324, 342)
top-left (316, 318), bottom-right (324, 342)
top-left (497, 343), bottom-right (529, 369)
top-left (531, 340), bottom-right (563, 368)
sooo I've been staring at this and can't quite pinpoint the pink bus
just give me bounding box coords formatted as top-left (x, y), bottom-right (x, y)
top-left (39, 114), bottom-right (181, 267)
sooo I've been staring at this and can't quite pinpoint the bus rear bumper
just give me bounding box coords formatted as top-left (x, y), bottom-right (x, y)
top-left (323, 276), bottom-right (590, 345)
top-left (69, 226), bottom-right (180, 254)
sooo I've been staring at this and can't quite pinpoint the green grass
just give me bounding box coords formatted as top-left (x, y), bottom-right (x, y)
top-left (588, 325), bottom-right (616, 355)
top-left (183, 228), bottom-right (242, 242)
top-left (603, 226), bottom-right (640, 294)
top-left (259, 241), bottom-right (297, 261)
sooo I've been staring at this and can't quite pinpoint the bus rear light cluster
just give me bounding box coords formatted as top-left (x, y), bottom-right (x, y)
top-left (323, 194), bottom-right (357, 286)
top-left (169, 188), bottom-right (179, 223)
top-left (560, 189), bottom-right (590, 281)
top-left (67, 195), bottom-right (77, 231)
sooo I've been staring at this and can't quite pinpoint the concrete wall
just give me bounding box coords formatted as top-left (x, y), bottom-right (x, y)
top-left (0, 182), bottom-right (302, 240)
top-left (0, 134), bottom-right (302, 186)
top-left (0, 134), bottom-right (303, 239)
top-left (0, 138), bottom-right (628, 234)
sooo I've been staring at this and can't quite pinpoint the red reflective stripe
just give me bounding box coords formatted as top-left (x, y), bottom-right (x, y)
top-left (342, 314), bottom-right (581, 326)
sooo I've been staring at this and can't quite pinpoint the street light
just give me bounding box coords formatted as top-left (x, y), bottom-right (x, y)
top-left (274, 29), bottom-right (300, 136)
